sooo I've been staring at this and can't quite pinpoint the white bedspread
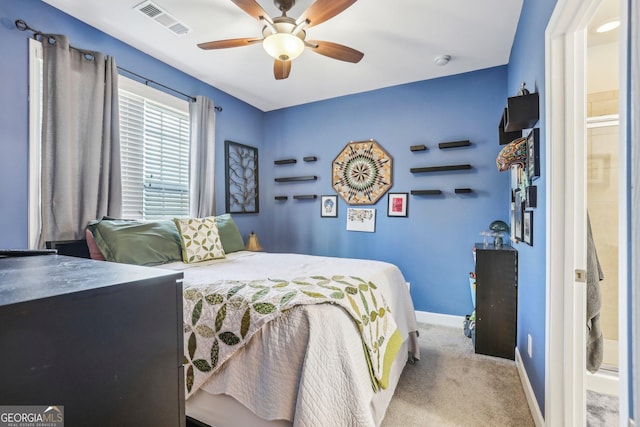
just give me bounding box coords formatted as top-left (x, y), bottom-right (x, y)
top-left (162, 251), bottom-right (419, 427)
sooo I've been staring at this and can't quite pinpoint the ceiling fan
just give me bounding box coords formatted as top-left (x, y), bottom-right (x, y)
top-left (197, 0), bottom-right (364, 80)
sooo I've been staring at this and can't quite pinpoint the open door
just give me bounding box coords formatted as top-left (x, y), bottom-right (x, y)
top-left (546, 0), bottom-right (629, 425)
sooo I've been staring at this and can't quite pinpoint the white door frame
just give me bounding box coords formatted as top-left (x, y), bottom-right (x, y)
top-left (545, 0), bottom-right (630, 426)
top-left (545, 3), bottom-right (591, 425)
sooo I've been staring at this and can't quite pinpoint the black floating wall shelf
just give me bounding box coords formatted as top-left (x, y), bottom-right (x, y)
top-left (503, 92), bottom-right (539, 132)
top-left (293, 195), bottom-right (318, 200)
top-left (303, 156), bottom-right (317, 162)
top-left (410, 164), bottom-right (472, 173)
top-left (455, 188), bottom-right (473, 194)
top-left (275, 176), bottom-right (318, 182)
top-left (411, 190), bottom-right (442, 195)
top-left (410, 145), bottom-right (427, 152)
top-left (274, 159), bottom-right (296, 165)
top-left (439, 140), bottom-right (471, 149)
top-left (274, 196), bottom-right (288, 201)
top-left (499, 108), bottom-right (522, 145)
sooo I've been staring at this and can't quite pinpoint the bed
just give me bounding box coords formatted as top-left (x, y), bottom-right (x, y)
top-left (83, 216), bottom-right (420, 427)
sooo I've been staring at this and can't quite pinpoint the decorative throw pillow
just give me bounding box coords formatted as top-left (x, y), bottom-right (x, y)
top-left (174, 216), bottom-right (226, 263)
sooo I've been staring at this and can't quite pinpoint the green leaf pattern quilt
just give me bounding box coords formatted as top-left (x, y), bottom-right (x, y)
top-left (183, 275), bottom-right (402, 398)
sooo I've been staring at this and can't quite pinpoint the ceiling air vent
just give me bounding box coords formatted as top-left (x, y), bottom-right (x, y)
top-left (134, 0), bottom-right (190, 36)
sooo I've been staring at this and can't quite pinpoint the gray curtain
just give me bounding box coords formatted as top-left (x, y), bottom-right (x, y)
top-left (38, 34), bottom-right (122, 246)
top-left (189, 95), bottom-right (217, 218)
top-left (630, 0), bottom-right (639, 421)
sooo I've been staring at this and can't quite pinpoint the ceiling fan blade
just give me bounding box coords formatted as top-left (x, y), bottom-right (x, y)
top-left (231, 0), bottom-right (272, 22)
top-left (298, 0), bottom-right (357, 28)
top-left (274, 59), bottom-right (291, 80)
top-left (198, 38), bottom-right (262, 50)
top-left (307, 40), bottom-right (364, 63)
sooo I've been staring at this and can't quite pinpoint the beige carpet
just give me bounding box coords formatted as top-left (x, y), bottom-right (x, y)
top-left (382, 323), bottom-right (535, 427)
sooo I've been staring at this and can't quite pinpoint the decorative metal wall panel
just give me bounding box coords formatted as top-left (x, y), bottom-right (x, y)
top-left (225, 140), bottom-right (259, 214)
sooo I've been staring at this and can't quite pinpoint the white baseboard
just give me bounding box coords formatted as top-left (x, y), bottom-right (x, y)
top-left (515, 347), bottom-right (545, 427)
top-left (415, 310), bottom-right (465, 329)
top-left (586, 369), bottom-right (619, 396)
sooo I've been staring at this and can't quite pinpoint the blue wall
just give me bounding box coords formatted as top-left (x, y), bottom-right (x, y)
top-left (0, 3), bottom-right (513, 318)
top-left (506, 0), bottom-right (557, 414)
top-left (260, 68), bottom-right (510, 316)
top-left (0, 0), bottom-right (570, 416)
top-left (0, 0), bottom-right (264, 248)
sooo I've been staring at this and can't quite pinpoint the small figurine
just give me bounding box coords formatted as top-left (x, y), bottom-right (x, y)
top-left (517, 82), bottom-right (530, 96)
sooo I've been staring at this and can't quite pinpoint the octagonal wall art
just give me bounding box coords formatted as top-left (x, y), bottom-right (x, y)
top-left (332, 140), bottom-right (393, 205)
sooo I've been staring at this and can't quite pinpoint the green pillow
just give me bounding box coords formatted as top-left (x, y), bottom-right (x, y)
top-left (215, 214), bottom-right (245, 253)
top-left (88, 219), bottom-right (183, 266)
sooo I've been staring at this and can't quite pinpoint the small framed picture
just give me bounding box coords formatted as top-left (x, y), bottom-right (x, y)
top-left (346, 208), bottom-right (376, 232)
top-left (387, 193), bottom-right (408, 217)
top-left (526, 128), bottom-right (540, 181)
top-left (320, 195), bottom-right (338, 217)
top-left (523, 210), bottom-right (533, 246)
top-left (525, 185), bottom-right (537, 209)
top-left (510, 202), bottom-right (516, 242)
top-left (513, 190), bottom-right (523, 242)
top-left (510, 164), bottom-right (520, 190)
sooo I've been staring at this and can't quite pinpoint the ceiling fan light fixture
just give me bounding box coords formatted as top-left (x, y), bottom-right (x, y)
top-left (263, 32), bottom-right (305, 61)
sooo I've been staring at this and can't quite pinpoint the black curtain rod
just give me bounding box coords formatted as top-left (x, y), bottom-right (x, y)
top-left (15, 19), bottom-right (42, 38)
top-left (117, 66), bottom-right (222, 112)
top-left (15, 19), bottom-right (222, 112)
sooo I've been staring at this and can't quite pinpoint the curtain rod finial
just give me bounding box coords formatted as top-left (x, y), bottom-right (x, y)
top-left (15, 19), bottom-right (28, 31)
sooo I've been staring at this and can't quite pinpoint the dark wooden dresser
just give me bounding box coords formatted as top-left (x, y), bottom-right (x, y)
top-left (474, 244), bottom-right (518, 360)
top-left (0, 254), bottom-right (185, 427)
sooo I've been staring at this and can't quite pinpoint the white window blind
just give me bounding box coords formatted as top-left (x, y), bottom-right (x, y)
top-left (118, 77), bottom-right (190, 220)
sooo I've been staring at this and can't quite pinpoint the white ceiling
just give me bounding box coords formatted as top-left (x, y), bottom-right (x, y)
top-left (43, 0), bottom-right (523, 112)
top-left (587, 0), bottom-right (621, 46)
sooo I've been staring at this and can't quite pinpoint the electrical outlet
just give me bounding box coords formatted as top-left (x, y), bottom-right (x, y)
top-left (528, 334), bottom-right (533, 358)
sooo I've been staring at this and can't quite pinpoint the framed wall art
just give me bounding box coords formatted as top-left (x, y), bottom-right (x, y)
top-left (320, 195), bottom-right (338, 217)
top-left (526, 128), bottom-right (540, 181)
top-left (510, 164), bottom-right (520, 191)
top-left (387, 193), bottom-right (408, 217)
top-left (525, 185), bottom-right (537, 209)
top-left (523, 210), bottom-right (533, 246)
top-left (332, 140), bottom-right (393, 205)
top-left (224, 140), bottom-right (259, 214)
top-left (510, 201), bottom-right (516, 242)
top-left (346, 208), bottom-right (376, 232)
top-left (513, 190), bottom-right (523, 242)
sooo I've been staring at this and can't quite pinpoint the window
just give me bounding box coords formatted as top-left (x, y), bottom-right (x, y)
top-left (28, 40), bottom-right (192, 247)
top-left (118, 77), bottom-right (190, 220)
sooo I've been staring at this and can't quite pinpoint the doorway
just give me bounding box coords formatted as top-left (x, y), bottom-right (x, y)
top-left (545, 0), bottom-right (629, 425)
top-left (584, 0), bottom-right (621, 407)
top-left (587, 116), bottom-right (619, 372)
top-left (585, 116), bottom-right (620, 402)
